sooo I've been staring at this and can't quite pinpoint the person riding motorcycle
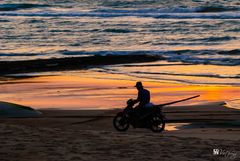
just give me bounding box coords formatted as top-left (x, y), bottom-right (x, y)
top-left (132, 81), bottom-right (151, 116)
top-left (113, 81), bottom-right (166, 132)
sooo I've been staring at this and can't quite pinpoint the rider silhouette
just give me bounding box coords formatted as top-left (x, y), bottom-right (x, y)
top-left (133, 81), bottom-right (150, 110)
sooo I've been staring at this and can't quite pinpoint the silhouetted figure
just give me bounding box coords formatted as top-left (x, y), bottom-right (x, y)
top-left (133, 81), bottom-right (150, 109)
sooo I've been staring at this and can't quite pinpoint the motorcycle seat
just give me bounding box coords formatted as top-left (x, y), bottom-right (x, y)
top-left (144, 102), bottom-right (155, 108)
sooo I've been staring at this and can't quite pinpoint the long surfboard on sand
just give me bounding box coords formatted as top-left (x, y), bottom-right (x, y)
top-left (0, 101), bottom-right (42, 118)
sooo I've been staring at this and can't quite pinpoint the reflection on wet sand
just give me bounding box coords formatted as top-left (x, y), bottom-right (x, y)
top-left (1, 70), bottom-right (240, 110)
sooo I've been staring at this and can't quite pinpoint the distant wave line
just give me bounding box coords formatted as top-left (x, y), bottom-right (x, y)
top-left (97, 68), bottom-right (240, 86)
top-left (0, 12), bottom-right (239, 19)
top-left (0, 3), bottom-right (50, 11)
top-left (132, 71), bottom-right (240, 79)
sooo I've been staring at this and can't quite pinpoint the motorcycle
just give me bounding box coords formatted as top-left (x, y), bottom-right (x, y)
top-left (113, 95), bottom-right (200, 132)
top-left (113, 99), bottom-right (166, 132)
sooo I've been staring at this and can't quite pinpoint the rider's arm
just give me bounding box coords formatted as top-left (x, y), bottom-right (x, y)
top-left (133, 91), bottom-right (141, 104)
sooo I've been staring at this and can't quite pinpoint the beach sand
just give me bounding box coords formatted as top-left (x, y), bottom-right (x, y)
top-left (0, 104), bottom-right (240, 161)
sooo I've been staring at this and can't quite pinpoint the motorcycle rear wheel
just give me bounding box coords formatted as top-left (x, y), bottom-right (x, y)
top-left (150, 115), bottom-right (165, 132)
top-left (113, 112), bottom-right (130, 132)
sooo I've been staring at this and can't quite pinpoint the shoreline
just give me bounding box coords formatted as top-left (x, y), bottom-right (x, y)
top-left (0, 54), bottom-right (162, 75)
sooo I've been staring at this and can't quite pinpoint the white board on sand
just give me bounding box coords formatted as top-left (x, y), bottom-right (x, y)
top-left (0, 101), bottom-right (42, 118)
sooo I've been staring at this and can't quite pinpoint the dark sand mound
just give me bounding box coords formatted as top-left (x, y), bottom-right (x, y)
top-left (0, 101), bottom-right (42, 118)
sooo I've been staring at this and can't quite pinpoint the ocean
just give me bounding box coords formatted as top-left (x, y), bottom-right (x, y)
top-left (0, 0), bottom-right (239, 86)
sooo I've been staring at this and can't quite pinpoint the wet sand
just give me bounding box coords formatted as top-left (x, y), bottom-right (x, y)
top-left (1, 71), bottom-right (240, 110)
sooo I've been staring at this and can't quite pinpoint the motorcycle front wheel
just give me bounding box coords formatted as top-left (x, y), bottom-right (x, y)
top-left (150, 115), bottom-right (165, 132)
top-left (113, 112), bottom-right (129, 132)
